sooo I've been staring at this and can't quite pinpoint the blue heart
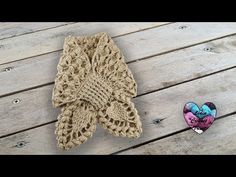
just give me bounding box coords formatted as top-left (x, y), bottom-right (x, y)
top-left (185, 102), bottom-right (217, 119)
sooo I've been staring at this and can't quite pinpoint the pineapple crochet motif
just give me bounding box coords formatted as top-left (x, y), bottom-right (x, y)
top-left (52, 32), bottom-right (142, 150)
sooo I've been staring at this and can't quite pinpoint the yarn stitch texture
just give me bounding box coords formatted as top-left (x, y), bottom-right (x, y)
top-left (52, 32), bottom-right (142, 150)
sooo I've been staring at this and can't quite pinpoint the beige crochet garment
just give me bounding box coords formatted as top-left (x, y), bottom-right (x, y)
top-left (52, 32), bottom-right (142, 150)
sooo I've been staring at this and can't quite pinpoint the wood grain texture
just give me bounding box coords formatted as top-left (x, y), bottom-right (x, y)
top-left (120, 114), bottom-right (236, 154)
top-left (0, 22), bottom-right (168, 65)
top-left (115, 22), bottom-right (236, 62)
top-left (1, 23), bottom-right (236, 65)
top-left (0, 23), bottom-right (70, 40)
top-left (0, 68), bottom-right (235, 154)
top-left (1, 33), bottom-right (236, 97)
top-left (0, 85), bottom-right (59, 138)
top-left (1, 22), bottom-right (236, 154)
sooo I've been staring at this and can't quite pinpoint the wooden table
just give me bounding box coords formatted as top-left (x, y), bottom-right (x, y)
top-left (0, 22), bottom-right (236, 154)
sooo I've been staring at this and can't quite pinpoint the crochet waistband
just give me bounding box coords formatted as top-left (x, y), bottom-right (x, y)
top-left (78, 73), bottom-right (113, 109)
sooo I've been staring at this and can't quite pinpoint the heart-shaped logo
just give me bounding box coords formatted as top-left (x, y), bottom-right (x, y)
top-left (183, 102), bottom-right (217, 134)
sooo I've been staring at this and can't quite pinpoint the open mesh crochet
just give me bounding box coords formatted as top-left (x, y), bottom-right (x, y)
top-left (52, 32), bottom-right (142, 150)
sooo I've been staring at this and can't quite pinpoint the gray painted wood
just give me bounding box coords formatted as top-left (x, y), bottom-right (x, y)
top-left (0, 22), bottom-right (168, 65)
top-left (1, 22), bottom-right (236, 154)
top-left (1, 23), bottom-right (236, 65)
top-left (0, 68), bottom-right (235, 154)
top-left (0, 23), bottom-right (71, 40)
top-left (0, 33), bottom-right (236, 97)
top-left (120, 114), bottom-right (236, 154)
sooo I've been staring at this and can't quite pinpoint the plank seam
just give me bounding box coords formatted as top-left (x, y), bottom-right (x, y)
top-left (0, 82), bottom-right (54, 99)
top-left (1, 64), bottom-right (236, 101)
top-left (136, 65), bottom-right (236, 98)
top-left (113, 22), bottom-right (173, 38)
top-left (0, 120), bottom-right (56, 139)
top-left (0, 50), bottom-right (63, 66)
top-left (112, 111), bottom-right (236, 154)
top-left (0, 23), bottom-right (75, 41)
top-left (126, 32), bottom-right (236, 64)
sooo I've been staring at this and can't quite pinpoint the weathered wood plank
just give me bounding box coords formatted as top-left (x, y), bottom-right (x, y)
top-left (1, 33), bottom-right (236, 97)
top-left (0, 68), bottom-right (236, 154)
top-left (0, 22), bottom-right (71, 40)
top-left (0, 85), bottom-right (59, 138)
top-left (1, 23), bottom-right (236, 65)
top-left (113, 23), bottom-right (236, 62)
top-left (120, 114), bottom-right (236, 154)
top-left (0, 22), bottom-right (168, 65)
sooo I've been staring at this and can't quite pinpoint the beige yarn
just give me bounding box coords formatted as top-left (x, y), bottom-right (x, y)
top-left (52, 32), bottom-right (142, 150)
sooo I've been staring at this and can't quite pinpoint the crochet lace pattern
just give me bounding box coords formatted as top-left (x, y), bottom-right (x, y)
top-left (52, 32), bottom-right (142, 150)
